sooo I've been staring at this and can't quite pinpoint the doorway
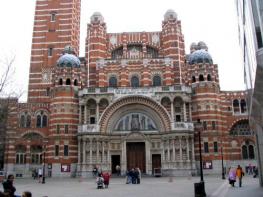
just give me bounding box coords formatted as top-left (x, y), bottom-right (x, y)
top-left (111, 155), bottom-right (120, 174)
top-left (152, 154), bottom-right (161, 175)
top-left (126, 142), bottom-right (146, 173)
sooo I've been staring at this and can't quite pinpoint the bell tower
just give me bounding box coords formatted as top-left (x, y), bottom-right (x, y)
top-left (28, 0), bottom-right (81, 103)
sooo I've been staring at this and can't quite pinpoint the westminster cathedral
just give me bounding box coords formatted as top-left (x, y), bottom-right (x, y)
top-left (0, 0), bottom-right (256, 177)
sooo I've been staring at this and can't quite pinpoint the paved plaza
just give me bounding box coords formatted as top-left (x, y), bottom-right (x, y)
top-left (8, 175), bottom-right (263, 197)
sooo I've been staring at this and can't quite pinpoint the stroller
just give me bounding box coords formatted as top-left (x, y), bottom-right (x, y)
top-left (96, 176), bottom-right (104, 189)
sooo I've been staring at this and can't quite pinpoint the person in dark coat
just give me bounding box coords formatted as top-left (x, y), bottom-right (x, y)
top-left (2, 174), bottom-right (16, 197)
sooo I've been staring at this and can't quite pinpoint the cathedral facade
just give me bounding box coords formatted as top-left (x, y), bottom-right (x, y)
top-left (0, 0), bottom-right (256, 177)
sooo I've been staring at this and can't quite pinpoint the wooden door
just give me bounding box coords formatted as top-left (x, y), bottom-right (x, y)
top-left (152, 154), bottom-right (161, 175)
top-left (126, 142), bottom-right (145, 173)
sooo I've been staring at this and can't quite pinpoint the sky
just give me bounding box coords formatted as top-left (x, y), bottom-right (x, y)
top-left (0, 0), bottom-right (245, 101)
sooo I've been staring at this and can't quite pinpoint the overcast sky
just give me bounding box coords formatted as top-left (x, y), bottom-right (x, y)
top-left (0, 0), bottom-right (245, 101)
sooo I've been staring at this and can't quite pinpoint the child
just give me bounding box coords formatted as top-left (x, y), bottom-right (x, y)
top-left (96, 174), bottom-right (104, 189)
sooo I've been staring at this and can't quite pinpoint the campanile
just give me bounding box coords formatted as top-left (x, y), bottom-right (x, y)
top-left (28, 0), bottom-right (81, 102)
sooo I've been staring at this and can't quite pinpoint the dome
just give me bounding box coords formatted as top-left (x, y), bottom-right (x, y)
top-left (57, 53), bottom-right (81, 68)
top-left (197, 41), bottom-right (208, 51)
top-left (190, 42), bottom-right (198, 52)
top-left (189, 49), bottom-right (213, 65)
top-left (164, 9), bottom-right (177, 21)
top-left (90, 12), bottom-right (104, 23)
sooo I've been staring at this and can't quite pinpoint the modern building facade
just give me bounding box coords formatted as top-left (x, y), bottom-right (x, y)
top-left (236, 0), bottom-right (263, 186)
top-left (0, 0), bottom-right (256, 178)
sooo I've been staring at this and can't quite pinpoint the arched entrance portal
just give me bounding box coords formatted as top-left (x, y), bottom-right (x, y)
top-left (99, 96), bottom-right (171, 174)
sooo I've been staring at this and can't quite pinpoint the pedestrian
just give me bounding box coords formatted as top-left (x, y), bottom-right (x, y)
top-left (22, 191), bottom-right (32, 197)
top-left (228, 167), bottom-right (236, 187)
top-left (102, 172), bottom-right (111, 188)
top-left (115, 165), bottom-right (121, 176)
top-left (96, 173), bottom-right (104, 189)
top-left (126, 170), bottom-right (132, 184)
top-left (38, 168), bottom-right (43, 183)
top-left (253, 166), bottom-right (258, 178)
top-left (236, 165), bottom-right (244, 187)
top-left (2, 174), bottom-right (18, 197)
top-left (136, 167), bottom-right (141, 184)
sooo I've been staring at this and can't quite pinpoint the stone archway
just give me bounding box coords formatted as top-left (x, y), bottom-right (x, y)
top-left (99, 95), bottom-right (171, 133)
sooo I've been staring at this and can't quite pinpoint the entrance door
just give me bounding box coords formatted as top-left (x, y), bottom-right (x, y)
top-left (152, 154), bottom-right (161, 175)
top-left (126, 142), bottom-right (145, 173)
top-left (111, 155), bottom-right (120, 174)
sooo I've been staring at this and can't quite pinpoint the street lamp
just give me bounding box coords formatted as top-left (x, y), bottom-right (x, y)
top-left (42, 144), bottom-right (46, 184)
top-left (194, 122), bottom-right (206, 197)
top-left (221, 145), bottom-right (225, 179)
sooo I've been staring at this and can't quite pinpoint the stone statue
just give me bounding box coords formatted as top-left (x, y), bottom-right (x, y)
top-left (131, 114), bottom-right (140, 131)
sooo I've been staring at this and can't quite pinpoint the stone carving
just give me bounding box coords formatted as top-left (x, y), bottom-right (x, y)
top-left (131, 114), bottom-right (140, 131)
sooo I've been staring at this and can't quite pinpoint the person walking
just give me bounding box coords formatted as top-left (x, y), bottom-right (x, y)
top-left (236, 165), bottom-right (244, 187)
top-left (38, 168), bottom-right (43, 183)
top-left (102, 172), bottom-right (111, 188)
top-left (228, 167), bottom-right (236, 187)
top-left (2, 174), bottom-right (18, 197)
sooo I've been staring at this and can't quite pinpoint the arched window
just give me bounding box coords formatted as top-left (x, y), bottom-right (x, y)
top-left (20, 112), bottom-right (31, 128)
top-left (242, 145), bottom-right (248, 159)
top-left (249, 145), bottom-right (255, 159)
top-left (74, 79), bottom-right (78, 86)
top-left (20, 115), bottom-right (25, 128)
top-left (109, 76), bottom-right (117, 87)
top-left (192, 76), bottom-right (196, 83)
top-left (242, 141), bottom-right (255, 160)
top-left (59, 78), bottom-right (63, 85)
top-left (229, 119), bottom-right (252, 136)
top-left (42, 115), bottom-right (48, 127)
top-left (233, 99), bottom-right (240, 113)
top-left (36, 111), bottom-right (48, 128)
top-left (36, 115), bottom-right (41, 128)
top-left (15, 145), bottom-right (26, 164)
top-left (207, 74), bottom-right (212, 81)
top-left (153, 75), bottom-right (161, 86)
top-left (199, 74), bottom-right (204, 81)
top-left (131, 76), bottom-right (139, 87)
top-left (66, 78), bottom-right (71, 85)
top-left (240, 99), bottom-right (247, 113)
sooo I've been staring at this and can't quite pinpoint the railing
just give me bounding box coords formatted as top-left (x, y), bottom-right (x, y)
top-left (172, 122), bottom-right (194, 131)
top-left (79, 85), bottom-right (192, 97)
top-left (78, 124), bottom-right (100, 133)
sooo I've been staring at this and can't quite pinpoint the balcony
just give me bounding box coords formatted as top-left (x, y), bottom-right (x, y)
top-left (78, 124), bottom-right (100, 133)
top-left (172, 122), bottom-right (194, 131)
top-left (79, 85), bottom-right (192, 97)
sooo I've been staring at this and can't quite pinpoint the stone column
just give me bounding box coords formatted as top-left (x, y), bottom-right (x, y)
top-left (189, 103), bottom-right (192, 121)
top-left (191, 137), bottom-right (195, 161)
top-left (186, 137), bottom-right (190, 161)
top-left (162, 139), bottom-right (165, 162)
top-left (78, 138), bottom-right (81, 164)
top-left (167, 138), bottom-right (170, 162)
top-left (96, 102), bottom-right (99, 124)
top-left (183, 102), bottom-right (187, 122)
top-left (84, 105), bottom-right (87, 124)
top-left (89, 138), bottom-right (93, 164)
top-left (239, 99), bottom-right (241, 114)
top-left (173, 137), bottom-right (175, 162)
top-left (145, 140), bottom-right (151, 175)
top-left (102, 141), bottom-right (105, 163)
top-left (179, 137), bottom-right (182, 161)
top-left (79, 105), bottom-right (82, 124)
top-left (82, 138), bottom-right (86, 164)
top-left (107, 141), bottom-right (110, 170)
top-left (171, 101), bottom-right (174, 122)
top-left (96, 139), bottom-right (99, 163)
top-left (121, 140), bottom-right (127, 174)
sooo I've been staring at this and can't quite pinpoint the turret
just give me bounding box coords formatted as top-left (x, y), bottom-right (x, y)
top-left (85, 12), bottom-right (107, 87)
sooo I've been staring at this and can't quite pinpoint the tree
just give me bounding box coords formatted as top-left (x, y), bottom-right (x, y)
top-left (0, 55), bottom-right (15, 96)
